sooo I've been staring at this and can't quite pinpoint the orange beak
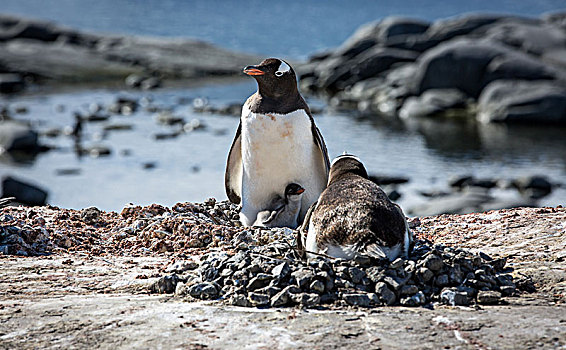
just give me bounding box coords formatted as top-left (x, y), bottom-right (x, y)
top-left (243, 65), bottom-right (265, 76)
top-left (296, 188), bottom-right (305, 194)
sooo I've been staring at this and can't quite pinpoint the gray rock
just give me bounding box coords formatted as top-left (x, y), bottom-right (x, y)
top-left (0, 121), bottom-right (39, 152)
top-left (427, 14), bottom-right (535, 43)
top-left (441, 288), bottom-right (470, 306)
top-left (167, 261), bottom-right (199, 274)
top-left (513, 175), bottom-right (553, 198)
top-left (500, 285), bottom-right (516, 297)
top-left (378, 17), bottom-right (431, 42)
top-left (80, 206), bottom-right (101, 224)
top-left (290, 293), bottom-right (320, 307)
top-left (543, 11), bottom-right (566, 31)
top-left (418, 267), bottom-right (434, 282)
top-left (188, 282), bottom-right (218, 300)
top-left (399, 89), bottom-right (469, 119)
top-left (319, 47), bottom-right (418, 91)
top-left (389, 258), bottom-right (405, 269)
top-left (435, 274), bottom-right (449, 287)
top-left (255, 286), bottom-right (281, 297)
top-left (477, 80), bottom-right (566, 124)
top-left (309, 280), bottom-right (325, 294)
top-left (230, 294), bottom-right (251, 307)
top-left (424, 255), bottom-right (444, 272)
top-left (343, 293), bottom-right (371, 307)
top-left (375, 282), bottom-right (396, 305)
top-left (270, 285), bottom-right (299, 307)
top-left (248, 292), bottom-right (270, 306)
top-left (482, 21), bottom-right (566, 56)
top-left (271, 262), bottom-right (290, 280)
top-left (347, 267), bottom-right (366, 284)
top-left (0, 73), bottom-right (25, 93)
top-left (246, 273), bottom-right (272, 291)
top-left (477, 290), bottom-right (502, 304)
top-left (448, 265), bottom-right (464, 284)
top-left (383, 276), bottom-right (404, 291)
top-left (151, 275), bottom-right (179, 294)
top-left (411, 38), bottom-right (506, 97)
top-left (0, 15), bottom-right (258, 85)
top-left (400, 284), bottom-right (419, 296)
top-left (1, 176), bottom-right (48, 206)
top-left (366, 266), bottom-right (386, 283)
top-left (291, 269), bottom-right (314, 289)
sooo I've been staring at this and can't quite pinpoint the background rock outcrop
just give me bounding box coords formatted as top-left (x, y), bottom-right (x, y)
top-left (300, 12), bottom-right (566, 125)
top-left (0, 15), bottom-right (258, 89)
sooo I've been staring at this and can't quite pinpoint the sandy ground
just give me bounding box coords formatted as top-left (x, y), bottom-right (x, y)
top-left (0, 206), bottom-right (565, 349)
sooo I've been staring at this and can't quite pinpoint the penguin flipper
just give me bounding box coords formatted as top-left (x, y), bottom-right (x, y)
top-left (225, 122), bottom-right (242, 204)
top-left (311, 123), bottom-right (330, 176)
top-left (296, 200), bottom-right (317, 258)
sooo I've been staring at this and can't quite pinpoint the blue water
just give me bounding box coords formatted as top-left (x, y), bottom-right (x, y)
top-left (2, 0), bottom-right (565, 59)
top-left (1, 1), bottom-right (565, 212)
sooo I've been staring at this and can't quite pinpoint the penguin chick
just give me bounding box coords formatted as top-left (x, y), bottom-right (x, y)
top-left (253, 183), bottom-right (305, 229)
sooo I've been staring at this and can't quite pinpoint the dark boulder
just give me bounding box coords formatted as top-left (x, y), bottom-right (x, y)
top-left (377, 17), bottom-right (431, 42)
top-left (319, 47), bottom-right (418, 91)
top-left (482, 21), bottom-right (566, 56)
top-left (512, 175), bottom-right (553, 198)
top-left (0, 15), bottom-right (60, 42)
top-left (399, 89), bottom-right (469, 119)
top-left (410, 38), bottom-right (506, 97)
top-left (543, 11), bottom-right (566, 31)
top-left (0, 121), bottom-right (39, 152)
top-left (425, 14), bottom-right (537, 43)
top-left (484, 52), bottom-right (561, 83)
top-left (477, 80), bottom-right (566, 124)
top-left (0, 74), bottom-right (25, 93)
top-left (1, 176), bottom-right (48, 206)
top-left (411, 38), bottom-right (564, 98)
top-left (388, 14), bottom-right (535, 53)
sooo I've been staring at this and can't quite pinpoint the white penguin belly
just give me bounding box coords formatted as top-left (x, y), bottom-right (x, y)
top-left (240, 109), bottom-right (324, 226)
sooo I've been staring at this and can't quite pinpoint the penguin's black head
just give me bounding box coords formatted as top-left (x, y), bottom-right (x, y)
top-left (285, 183), bottom-right (305, 199)
top-left (244, 58), bottom-right (298, 98)
top-left (328, 154), bottom-right (368, 184)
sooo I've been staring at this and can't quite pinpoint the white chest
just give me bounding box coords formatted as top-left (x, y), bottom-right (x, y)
top-left (239, 108), bottom-right (321, 225)
top-left (241, 109), bottom-right (313, 174)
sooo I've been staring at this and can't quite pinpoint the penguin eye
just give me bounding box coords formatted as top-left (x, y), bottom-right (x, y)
top-left (275, 71), bottom-right (284, 77)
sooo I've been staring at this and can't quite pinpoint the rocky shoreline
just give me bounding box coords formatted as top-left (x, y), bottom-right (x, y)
top-left (0, 14), bottom-right (258, 92)
top-left (0, 203), bottom-right (564, 348)
top-left (299, 12), bottom-right (566, 125)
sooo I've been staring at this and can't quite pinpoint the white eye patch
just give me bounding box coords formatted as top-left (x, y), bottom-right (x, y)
top-left (275, 61), bottom-right (291, 76)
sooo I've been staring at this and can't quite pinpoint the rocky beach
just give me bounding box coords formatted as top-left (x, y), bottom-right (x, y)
top-left (0, 203), bottom-right (565, 348)
top-left (1, 7), bottom-right (566, 350)
top-left (299, 12), bottom-right (566, 125)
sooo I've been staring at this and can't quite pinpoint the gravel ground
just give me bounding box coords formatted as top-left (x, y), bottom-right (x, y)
top-left (0, 203), bottom-right (565, 349)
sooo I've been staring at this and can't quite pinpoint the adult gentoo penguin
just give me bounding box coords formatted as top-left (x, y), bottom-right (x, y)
top-left (299, 155), bottom-right (412, 261)
top-left (253, 183), bottom-right (305, 228)
top-left (225, 58), bottom-right (330, 227)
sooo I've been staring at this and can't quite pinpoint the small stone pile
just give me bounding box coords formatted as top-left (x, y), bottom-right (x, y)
top-left (1, 198), bottom-right (524, 308)
top-left (155, 232), bottom-right (518, 308)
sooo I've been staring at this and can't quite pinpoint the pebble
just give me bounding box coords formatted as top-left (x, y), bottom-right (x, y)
top-left (151, 275), bottom-right (179, 294)
top-left (188, 282), bottom-right (218, 300)
top-left (0, 198), bottom-right (519, 309)
top-left (477, 290), bottom-right (502, 305)
top-left (375, 282), bottom-right (397, 306)
top-left (343, 293), bottom-right (371, 307)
